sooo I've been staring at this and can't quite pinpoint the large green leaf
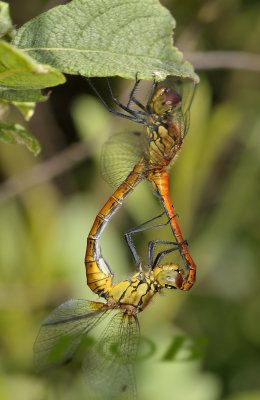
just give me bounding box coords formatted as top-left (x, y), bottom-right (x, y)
top-left (0, 41), bottom-right (65, 89)
top-left (13, 0), bottom-right (199, 83)
top-left (0, 122), bottom-right (41, 155)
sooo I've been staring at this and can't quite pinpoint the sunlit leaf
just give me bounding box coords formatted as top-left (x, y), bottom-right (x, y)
top-left (13, 102), bottom-right (36, 121)
top-left (0, 1), bottom-right (13, 36)
top-left (0, 122), bottom-right (41, 155)
top-left (13, 0), bottom-right (199, 83)
top-left (0, 41), bottom-right (65, 90)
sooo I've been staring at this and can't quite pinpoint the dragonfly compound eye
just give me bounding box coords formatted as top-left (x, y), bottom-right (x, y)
top-left (151, 87), bottom-right (181, 115)
top-left (164, 89), bottom-right (181, 107)
top-left (155, 266), bottom-right (183, 289)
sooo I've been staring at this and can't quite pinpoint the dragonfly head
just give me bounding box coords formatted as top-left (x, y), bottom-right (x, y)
top-left (153, 265), bottom-right (183, 289)
top-left (150, 87), bottom-right (181, 115)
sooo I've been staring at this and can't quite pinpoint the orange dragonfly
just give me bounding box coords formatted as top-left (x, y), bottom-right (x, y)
top-left (34, 234), bottom-right (182, 400)
top-left (85, 77), bottom-right (197, 297)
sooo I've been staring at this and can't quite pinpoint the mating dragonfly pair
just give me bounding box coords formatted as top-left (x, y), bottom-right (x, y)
top-left (34, 77), bottom-right (197, 399)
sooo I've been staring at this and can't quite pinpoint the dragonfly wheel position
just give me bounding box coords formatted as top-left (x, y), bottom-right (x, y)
top-left (85, 77), bottom-right (197, 293)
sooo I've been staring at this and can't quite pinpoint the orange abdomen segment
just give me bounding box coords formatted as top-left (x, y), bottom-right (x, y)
top-left (148, 169), bottom-right (196, 291)
top-left (85, 159), bottom-right (146, 297)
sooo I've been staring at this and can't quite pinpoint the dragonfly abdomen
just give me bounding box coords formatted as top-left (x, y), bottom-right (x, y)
top-left (85, 160), bottom-right (146, 297)
top-left (148, 169), bottom-right (197, 291)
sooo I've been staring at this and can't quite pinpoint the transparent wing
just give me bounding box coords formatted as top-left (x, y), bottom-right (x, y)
top-left (163, 76), bottom-right (197, 137)
top-left (34, 299), bottom-right (108, 370)
top-left (83, 311), bottom-right (140, 400)
top-left (101, 131), bottom-right (148, 188)
top-left (181, 80), bottom-right (196, 137)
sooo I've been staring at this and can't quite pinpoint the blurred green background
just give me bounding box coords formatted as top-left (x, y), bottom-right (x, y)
top-left (1, 0), bottom-right (260, 399)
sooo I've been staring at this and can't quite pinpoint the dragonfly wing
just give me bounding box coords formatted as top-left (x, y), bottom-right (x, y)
top-left (83, 311), bottom-right (140, 400)
top-left (180, 80), bottom-right (196, 137)
top-left (162, 76), bottom-right (196, 137)
top-left (34, 299), bottom-right (107, 370)
top-left (101, 131), bottom-right (148, 188)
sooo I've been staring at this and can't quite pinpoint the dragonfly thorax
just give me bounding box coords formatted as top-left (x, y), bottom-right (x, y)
top-left (146, 116), bottom-right (184, 168)
top-left (107, 265), bottom-right (182, 313)
top-left (145, 87), bottom-right (184, 168)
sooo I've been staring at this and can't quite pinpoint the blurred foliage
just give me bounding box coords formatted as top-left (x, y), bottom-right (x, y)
top-left (0, 1), bottom-right (65, 155)
top-left (0, 0), bottom-right (260, 400)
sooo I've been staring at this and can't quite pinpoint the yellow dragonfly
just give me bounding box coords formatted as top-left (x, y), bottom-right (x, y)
top-left (34, 228), bottom-right (183, 400)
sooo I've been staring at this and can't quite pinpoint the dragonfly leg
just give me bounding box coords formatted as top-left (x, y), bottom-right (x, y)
top-left (125, 212), bottom-right (175, 267)
top-left (148, 240), bottom-right (178, 269)
top-left (130, 97), bottom-right (146, 111)
top-left (106, 78), bottom-right (147, 116)
top-left (126, 74), bottom-right (141, 107)
top-left (146, 80), bottom-right (158, 113)
top-left (86, 78), bottom-right (145, 123)
top-left (126, 74), bottom-right (147, 111)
